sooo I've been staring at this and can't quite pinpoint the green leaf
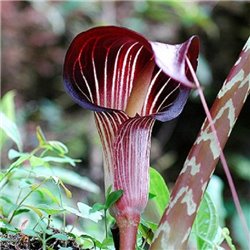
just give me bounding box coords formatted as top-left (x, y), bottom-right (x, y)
top-left (90, 203), bottom-right (106, 213)
top-left (29, 155), bottom-right (47, 167)
top-left (138, 220), bottom-right (156, 245)
top-left (0, 91), bottom-right (15, 119)
top-left (0, 112), bottom-right (22, 151)
top-left (101, 237), bottom-right (114, 248)
top-left (0, 237), bottom-right (10, 242)
top-left (6, 153), bottom-right (30, 170)
top-left (77, 202), bottom-right (103, 222)
top-left (0, 196), bottom-right (14, 205)
top-left (34, 166), bottom-right (100, 193)
top-left (149, 168), bottom-right (170, 212)
top-left (64, 206), bottom-right (82, 217)
top-left (22, 228), bottom-right (39, 237)
top-left (8, 149), bottom-right (23, 160)
top-left (0, 221), bottom-right (18, 233)
top-left (48, 233), bottom-right (68, 241)
top-left (105, 189), bottom-right (123, 209)
top-left (106, 185), bottom-right (112, 196)
top-left (35, 187), bottom-right (60, 205)
top-left (47, 141), bottom-right (69, 155)
top-left (58, 246), bottom-right (73, 250)
top-left (148, 192), bottom-right (156, 200)
top-left (36, 204), bottom-right (65, 215)
top-left (194, 192), bottom-right (220, 249)
top-left (24, 205), bottom-right (43, 218)
top-left (41, 156), bottom-right (77, 166)
top-left (13, 208), bottom-right (30, 217)
top-left (79, 234), bottom-right (98, 248)
top-left (0, 91), bottom-right (16, 150)
top-left (193, 192), bottom-right (235, 250)
top-left (58, 180), bottom-right (72, 198)
top-left (65, 204), bottom-right (103, 223)
top-left (143, 168), bottom-right (170, 224)
top-left (36, 126), bottom-right (47, 145)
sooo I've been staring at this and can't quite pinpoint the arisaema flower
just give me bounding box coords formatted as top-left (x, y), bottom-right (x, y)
top-left (63, 26), bottom-right (199, 250)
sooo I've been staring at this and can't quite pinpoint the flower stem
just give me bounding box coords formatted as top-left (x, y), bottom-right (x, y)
top-left (116, 213), bottom-right (140, 250)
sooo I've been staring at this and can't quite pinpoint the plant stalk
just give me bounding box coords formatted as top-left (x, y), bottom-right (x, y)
top-left (116, 213), bottom-right (140, 250)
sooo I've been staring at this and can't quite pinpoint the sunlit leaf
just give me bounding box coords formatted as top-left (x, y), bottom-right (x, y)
top-left (77, 202), bottom-right (103, 222)
top-left (48, 233), bottom-right (68, 241)
top-left (149, 167), bottom-right (170, 214)
top-left (0, 112), bottom-right (22, 151)
top-left (34, 166), bottom-right (100, 193)
top-left (0, 91), bottom-right (16, 150)
top-left (29, 155), bottom-right (47, 167)
top-left (8, 149), bottom-right (23, 160)
top-left (41, 156), bottom-right (77, 166)
top-left (58, 246), bottom-right (73, 250)
top-left (65, 204), bottom-right (103, 223)
top-left (64, 206), bottom-right (82, 217)
top-left (59, 180), bottom-right (72, 199)
top-left (36, 126), bottom-right (47, 146)
top-left (47, 141), bottom-right (69, 155)
top-left (36, 204), bottom-right (65, 215)
top-left (24, 205), bottom-right (43, 218)
top-left (5, 153), bottom-right (31, 176)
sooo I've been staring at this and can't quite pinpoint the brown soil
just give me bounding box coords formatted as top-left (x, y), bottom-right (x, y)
top-left (0, 231), bottom-right (82, 250)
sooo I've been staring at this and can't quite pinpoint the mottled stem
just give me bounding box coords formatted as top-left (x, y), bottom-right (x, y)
top-left (186, 56), bottom-right (250, 242)
top-left (151, 38), bottom-right (250, 249)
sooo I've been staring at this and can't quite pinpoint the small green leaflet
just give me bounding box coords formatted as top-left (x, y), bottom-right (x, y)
top-left (0, 112), bottom-right (22, 151)
top-left (193, 192), bottom-right (236, 250)
top-left (90, 188), bottom-right (123, 213)
top-left (22, 228), bottom-right (39, 237)
top-left (48, 233), bottom-right (68, 241)
top-left (105, 189), bottom-right (123, 209)
top-left (65, 203), bottom-right (103, 223)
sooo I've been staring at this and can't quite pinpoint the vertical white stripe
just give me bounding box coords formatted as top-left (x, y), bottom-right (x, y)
top-left (149, 78), bottom-right (171, 114)
top-left (91, 42), bottom-right (100, 105)
top-left (77, 59), bottom-right (93, 102)
top-left (156, 83), bottom-right (180, 113)
top-left (142, 69), bottom-right (162, 115)
top-left (103, 51), bottom-right (109, 107)
top-left (118, 42), bottom-right (139, 110)
top-left (111, 44), bottom-right (125, 108)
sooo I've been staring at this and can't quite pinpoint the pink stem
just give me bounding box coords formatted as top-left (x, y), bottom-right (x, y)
top-left (116, 213), bottom-right (140, 250)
